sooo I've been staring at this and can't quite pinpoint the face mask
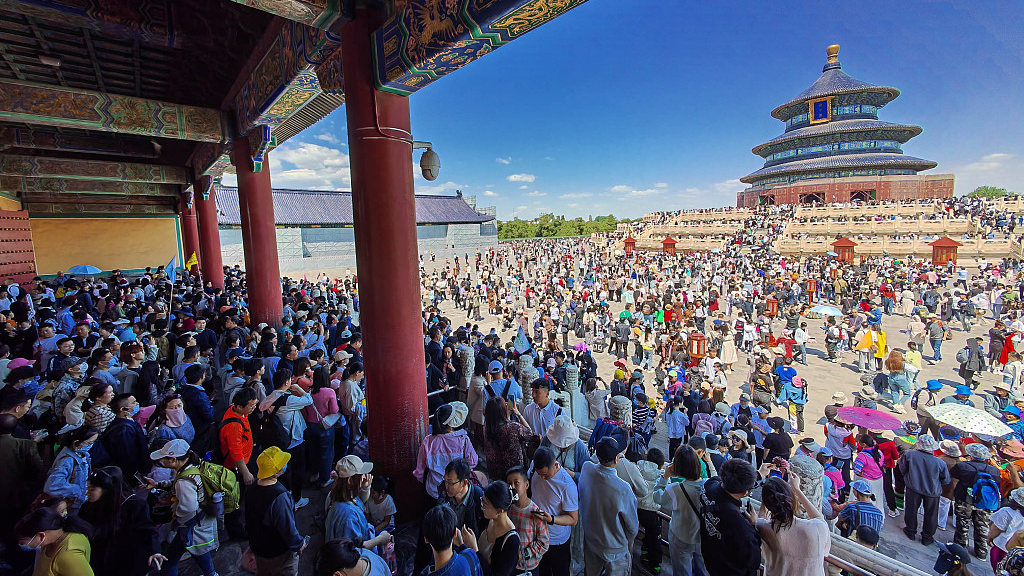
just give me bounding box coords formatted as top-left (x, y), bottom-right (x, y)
top-left (129, 404), bottom-right (140, 417)
top-left (165, 407), bottom-right (186, 427)
top-left (280, 464), bottom-right (288, 475)
top-left (19, 536), bottom-right (42, 551)
top-left (79, 443), bottom-right (93, 453)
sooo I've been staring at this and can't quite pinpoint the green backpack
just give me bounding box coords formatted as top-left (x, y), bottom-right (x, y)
top-left (178, 461), bottom-right (241, 515)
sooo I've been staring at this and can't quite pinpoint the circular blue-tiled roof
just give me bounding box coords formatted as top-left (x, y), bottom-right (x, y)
top-left (771, 59), bottom-right (899, 121)
top-left (751, 119), bottom-right (923, 155)
top-left (740, 153), bottom-right (937, 184)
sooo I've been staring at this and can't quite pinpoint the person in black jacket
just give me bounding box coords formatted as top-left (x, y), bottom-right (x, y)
top-left (79, 466), bottom-right (165, 576)
top-left (699, 458), bottom-right (760, 576)
top-left (246, 446), bottom-right (308, 574)
top-left (94, 394), bottom-right (150, 481)
top-left (436, 458), bottom-right (486, 538)
top-left (951, 443), bottom-right (1002, 559)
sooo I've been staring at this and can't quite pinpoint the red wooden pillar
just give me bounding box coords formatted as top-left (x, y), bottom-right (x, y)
top-left (194, 176), bottom-right (224, 290)
top-left (232, 137), bottom-right (283, 327)
top-left (341, 6), bottom-right (427, 515)
top-left (179, 194), bottom-right (201, 277)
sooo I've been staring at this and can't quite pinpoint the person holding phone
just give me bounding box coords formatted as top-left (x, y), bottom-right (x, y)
top-left (79, 466), bottom-right (166, 576)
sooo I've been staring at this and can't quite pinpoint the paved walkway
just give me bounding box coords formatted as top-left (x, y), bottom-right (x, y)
top-left (183, 280), bottom-right (1002, 576)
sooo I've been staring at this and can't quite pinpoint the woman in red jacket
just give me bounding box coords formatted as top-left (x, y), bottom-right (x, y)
top-left (871, 430), bottom-right (900, 517)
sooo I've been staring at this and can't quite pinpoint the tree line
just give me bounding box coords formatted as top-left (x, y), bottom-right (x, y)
top-left (497, 213), bottom-right (628, 239)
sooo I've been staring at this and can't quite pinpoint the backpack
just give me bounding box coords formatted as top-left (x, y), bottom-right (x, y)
top-left (956, 347), bottom-right (970, 364)
top-left (910, 389), bottom-right (928, 411)
top-left (625, 432), bottom-right (648, 463)
top-left (588, 418), bottom-right (623, 453)
top-left (692, 413), bottom-right (715, 437)
top-left (257, 395), bottom-right (291, 449)
top-left (610, 378), bottom-right (628, 399)
top-left (969, 470), bottom-right (1001, 511)
top-left (485, 379), bottom-right (514, 404)
top-left (177, 461), bottom-right (241, 515)
top-left (218, 415), bottom-right (249, 463)
top-left (791, 376), bottom-right (805, 389)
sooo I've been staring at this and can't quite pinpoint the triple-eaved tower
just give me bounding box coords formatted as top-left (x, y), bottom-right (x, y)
top-left (737, 45), bottom-right (953, 207)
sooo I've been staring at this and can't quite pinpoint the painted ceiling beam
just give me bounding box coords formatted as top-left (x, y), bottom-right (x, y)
top-left (0, 80), bottom-right (228, 143)
top-left (0, 0), bottom-right (181, 48)
top-left (226, 0), bottom-right (347, 30)
top-left (24, 202), bottom-right (176, 215)
top-left (232, 20), bottom-right (342, 136)
top-left (372, 0), bottom-right (589, 96)
top-left (0, 176), bottom-right (178, 196)
top-left (0, 126), bottom-right (159, 157)
top-left (0, 154), bottom-right (187, 184)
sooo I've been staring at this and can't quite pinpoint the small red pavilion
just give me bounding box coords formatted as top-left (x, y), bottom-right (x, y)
top-left (662, 236), bottom-right (677, 255)
top-left (930, 236), bottom-right (963, 265)
top-left (623, 236), bottom-right (637, 255)
top-left (831, 237), bottom-right (857, 264)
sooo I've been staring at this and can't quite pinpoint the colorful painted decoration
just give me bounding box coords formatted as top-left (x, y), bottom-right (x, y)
top-left (0, 155), bottom-right (187, 184)
top-left (372, 0), bottom-right (590, 96)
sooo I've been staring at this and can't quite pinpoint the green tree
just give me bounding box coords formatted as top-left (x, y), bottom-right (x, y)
top-left (967, 186), bottom-right (1015, 198)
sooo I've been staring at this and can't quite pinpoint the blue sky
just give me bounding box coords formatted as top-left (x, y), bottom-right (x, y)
top-left (226, 0), bottom-right (1024, 220)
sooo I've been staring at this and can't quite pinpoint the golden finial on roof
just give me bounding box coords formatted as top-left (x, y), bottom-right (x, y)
top-left (826, 44), bottom-right (840, 63)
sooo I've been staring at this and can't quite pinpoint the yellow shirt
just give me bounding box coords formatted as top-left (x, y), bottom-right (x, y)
top-left (905, 349), bottom-right (923, 369)
top-left (874, 331), bottom-right (888, 359)
top-left (33, 532), bottom-right (93, 576)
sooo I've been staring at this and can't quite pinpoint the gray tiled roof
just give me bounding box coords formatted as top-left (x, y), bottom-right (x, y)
top-left (740, 153), bottom-right (937, 184)
top-left (771, 64), bottom-right (899, 120)
top-left (215, 186), bottom-right (494, 226)
top-left (752, 119), bottom-right (923, 155)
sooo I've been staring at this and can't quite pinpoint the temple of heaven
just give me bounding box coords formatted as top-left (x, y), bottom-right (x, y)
top-left (736, 45), bottom-right (954, 207)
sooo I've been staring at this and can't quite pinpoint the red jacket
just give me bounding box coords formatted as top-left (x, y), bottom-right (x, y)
top-left (875, 437), bottom-right (899, 469)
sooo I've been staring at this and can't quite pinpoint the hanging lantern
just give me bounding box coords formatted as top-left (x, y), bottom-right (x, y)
top-left (689, 333), bottom-right (707, 359)
top-left (765, 297), bottom-right (779, 317)
top-left (806, 278), bottom-right (817, 293)
top-left (830, 268), bottom-right (839, 280)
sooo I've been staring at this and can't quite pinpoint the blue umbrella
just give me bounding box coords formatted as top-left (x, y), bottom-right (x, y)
top-left (826, 251), bottom-right (839, 257)
top-left (808, 305), bottom-right (843, 316)
top-left (66, 264), bottom-right (102, 275)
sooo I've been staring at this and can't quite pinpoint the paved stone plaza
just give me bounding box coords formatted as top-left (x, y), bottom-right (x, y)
top-left (185, 266), bottom-right (1002, 576)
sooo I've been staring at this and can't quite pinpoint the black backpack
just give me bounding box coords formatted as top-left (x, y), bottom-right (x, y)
top-left (610, 378), bottom-right (628, 398)
top-left (256, 395), bottom-right (291, 449)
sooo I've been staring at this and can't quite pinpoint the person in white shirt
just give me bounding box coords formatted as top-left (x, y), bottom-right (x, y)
top-left (523, 378), bottom-right (562, 436)
top-left (530, 447), bottom-right (579, 576)
top-left (794, 322), bottom-right (811, 366)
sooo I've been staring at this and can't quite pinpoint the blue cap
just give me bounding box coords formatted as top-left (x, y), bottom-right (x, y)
top-left (227, 347), bottom-right (251, 360)
top-left (955, 385), bottom-right (973, 396)
top-left (1005, 405), bottom-right (1022, 417)
top-left (340, 329), bottom-right (352, 339)
top-left (927, 380), bottom-right (944, 391)
top-left (487, 360), bottom-right (504, 373)
top-left (850, 479), bottom-right (873, 496)
top-left (819, 447), bottom-right (833, 457)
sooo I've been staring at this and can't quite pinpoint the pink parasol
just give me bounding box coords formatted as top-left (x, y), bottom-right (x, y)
top-left (836, 406), bottom-right (903, 431)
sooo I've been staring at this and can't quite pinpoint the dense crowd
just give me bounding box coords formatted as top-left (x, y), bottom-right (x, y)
top-left (6, 200), bottom-right (1024, 576)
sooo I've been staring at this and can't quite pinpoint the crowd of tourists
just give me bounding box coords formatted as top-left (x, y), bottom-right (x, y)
top-left (7, 201), bottom-right (1024, 576)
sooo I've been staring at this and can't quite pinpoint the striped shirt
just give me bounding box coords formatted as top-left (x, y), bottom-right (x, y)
top-left (839, 501), bottom-right (884, 534)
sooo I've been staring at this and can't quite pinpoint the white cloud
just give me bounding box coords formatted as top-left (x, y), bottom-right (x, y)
top-left (496, 157), bottom-right (511, 165)
top-left (507, 173), bottom-right (536, 183)
top-left (519, 185), bottom-right (529, 189)
top-left (515, 205), bottom-right (528, 212)
top-left (626, 188), bottom-right (665, 198)
top-left (951, 153), bottom-right (1024, 195)
top-left (221, 173), bottom-right (237, 187)
top-left (314, 133), bottom-right (341, 145)
top-left (567, 203), bottom-right (581, 209)
top-left (264, 141), bottom-right (352, 190)
top-left (415, 181), bottom-right (464, 195)
top-left (712, 178), bottom-right (744, 194)
top-left (483, 190), bottom-right (498, 197)
top-left (526, 191), bottom-right (547, 197)
top-left (654, 182), bottom-right (669, 189)
top-left (544, 157), bottom-right (554, 161)
top-left (559, 193), bottom-right (592, 199)
top-left (609, 185), bottom-right (632, 194)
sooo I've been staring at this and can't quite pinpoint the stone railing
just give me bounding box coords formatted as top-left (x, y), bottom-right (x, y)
top-left (670, 208), bottom-right (754, 223)
top-left (635, 237), bottom-right (727, 251)
top-left (783, 219), bottom-right (972, 237)
top-left (794, 201), bottom-right (941, 219)
top-left (984, 196), bottom-right (1024, 213)
top-left (640, 223), bottom-right (744, 238)
top-left (774, 237), bottom-right (1018, 259)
